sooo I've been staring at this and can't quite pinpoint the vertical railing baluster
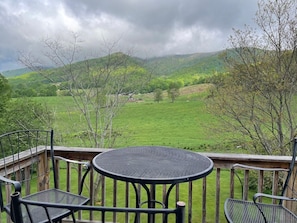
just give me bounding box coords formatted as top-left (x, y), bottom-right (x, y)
top-left (78, 163), bottom-right (82, 193)
top-left (38, 151), bottom-right (48, 191)
top-left (188, 181), bottom-right (193, 223)
top-left (163, 184), bottom-right (167, 206)
top-left (230, 168), bottom-right (234, 198)
top-left (24, 166), bottom-right (30, 195)
top-left (125, 182), bottom-right (129, 223)
top-left (215, 168), bottom-right (221, 223)
top-left (137, 184), bottom-right (141, 223)
top-left (66, 162), bottom-right (71, 192)
top-left (258, 170), bottom-right (264, 202)
top-left (272, 171), bottom-right (279, 204)
top-left (202, 177), bottom-right (207, 223)
top-left (101, 175), bottom-right (106, 221)
top-left (113, 179), bottom-right (117, 222)
top-left (176, 183), bottom-right (180, 204)
top-left (55, 159), bottom-right (60, 189)
top-left (78, 164), bottom-right (82, 220)
top-left (89, 167), bottom-right (94, 220)
top-left (243, 170), bottom-right (249, 200)
top-left (286, 167), bottom-right (297, 212)
top-left (101, 175), bottom-right (106, 205)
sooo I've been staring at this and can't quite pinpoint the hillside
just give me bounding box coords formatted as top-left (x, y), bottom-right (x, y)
top-left (2, 67), bottom-right (32, 77)
top-left (5, 51), bottom-right (226, 95)
top-left (4, 50), bottom-right (225, 77)
top-left (145, 51), bottom-right (225, 76)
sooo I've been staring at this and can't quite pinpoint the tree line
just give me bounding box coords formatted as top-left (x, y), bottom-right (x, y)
top-left (12, 82), bottom-right (57, 97)
top-left (0, 74), bottom-right (52, 134)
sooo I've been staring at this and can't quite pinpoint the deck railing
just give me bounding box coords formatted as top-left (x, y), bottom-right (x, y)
top-left (1, 146), bottom-right (294, 223)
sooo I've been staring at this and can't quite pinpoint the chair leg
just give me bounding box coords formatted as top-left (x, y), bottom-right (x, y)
top-left (71, 211), bottom-right (76, 223)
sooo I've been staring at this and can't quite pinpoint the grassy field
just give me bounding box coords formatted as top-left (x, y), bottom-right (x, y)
top-left (35, 84), bottom-right (237, 152)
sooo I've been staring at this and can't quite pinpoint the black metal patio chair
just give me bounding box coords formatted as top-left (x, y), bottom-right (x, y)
top-left (0, 129), bottom-right (91, 223)
top-left (10, 191), bottom-right (185, 223)
top-left (224, 137), bottom-right (297, 223)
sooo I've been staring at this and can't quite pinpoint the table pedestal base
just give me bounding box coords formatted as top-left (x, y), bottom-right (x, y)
top-left (131, 183), bottom-right (176, 223)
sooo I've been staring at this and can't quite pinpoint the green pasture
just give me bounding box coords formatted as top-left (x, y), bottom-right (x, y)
top-left (113, 97), bottom-right (215, 149)
top-left (34, 85), bottom-right (237, 152)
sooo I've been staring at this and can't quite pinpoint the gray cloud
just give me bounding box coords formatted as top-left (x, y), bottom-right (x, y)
top-left (0, 0), bottom-right (258, 71)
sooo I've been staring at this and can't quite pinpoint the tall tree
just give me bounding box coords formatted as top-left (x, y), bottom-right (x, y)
top-left (19, 34), bottom-right (151, 201)
top-left (20, 34), bottom-right (151, 148)
top-left (208, 0), bottom-right (297, 155)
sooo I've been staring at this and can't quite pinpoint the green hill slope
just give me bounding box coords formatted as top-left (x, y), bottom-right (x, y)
top-left (145, 51), bottom-right (226, 76)
top-left (6, 51), bottom-right (226, 94)
top-left (2, 68), bottom-right (32, 77)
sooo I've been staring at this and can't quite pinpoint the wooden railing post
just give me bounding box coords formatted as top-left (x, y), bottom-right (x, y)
top-left (215, 168), bottom-right (221, 222)
top-left (89, 167), bottom-right (94, 220)
top-left (38, 150), bottom-right (49, 191)
top-left (230, 168), bottom-right (234, 198)
top-left (284, 166), bottom-right (297, 213)
top-left (202, 178), bottom-right (207, 222)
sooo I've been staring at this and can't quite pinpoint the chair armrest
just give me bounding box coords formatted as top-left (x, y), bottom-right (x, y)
top-left (252, 193), bottom-right (297, 223)
top-left (53, 156), bottom-right (91, 194)
top-left (253, 192), bottom-right (297, 203)
top-left (0, 175), bottom-right (22, 214)
top-left (232, 163), bottom-right (289, 172)
top-left (54, 156), bottom-right (91, 169)
top-left (231, 163), bottom-right (289, 201)
top-left (0, 175), bottom-right (22, 192)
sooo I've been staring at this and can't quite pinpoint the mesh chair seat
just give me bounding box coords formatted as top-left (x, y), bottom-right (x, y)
top-left (225, 198), bottom-right (297, 223)
top-left (6, 189), bottom-right (89, 223)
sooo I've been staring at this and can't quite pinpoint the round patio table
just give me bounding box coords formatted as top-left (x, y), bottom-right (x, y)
top-left (92, 146), bottom-right (213, 209)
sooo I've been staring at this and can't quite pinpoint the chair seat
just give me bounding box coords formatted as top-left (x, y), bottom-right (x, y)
top-left (5, 188), bottom-right (89, 223)
top-left (225, 198), bottom-right (297, 223)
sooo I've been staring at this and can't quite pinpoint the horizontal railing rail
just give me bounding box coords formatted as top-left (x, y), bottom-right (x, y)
top-left (0, 146), bottom-right (294, 223)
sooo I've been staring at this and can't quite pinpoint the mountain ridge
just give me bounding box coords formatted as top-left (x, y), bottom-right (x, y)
top-left (1, 50), bottom-right (226, 79)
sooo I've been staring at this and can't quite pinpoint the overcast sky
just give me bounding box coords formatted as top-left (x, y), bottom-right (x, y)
top-left (0, 0), bottom-right (259, 71)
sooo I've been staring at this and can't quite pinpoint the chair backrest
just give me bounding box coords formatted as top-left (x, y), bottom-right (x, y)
top-left (10, 191), bottom-right (186, 223)
top-left (232, 138), bottom-right (297, 205)
top-left (0, 130), bottom-right (53, 211)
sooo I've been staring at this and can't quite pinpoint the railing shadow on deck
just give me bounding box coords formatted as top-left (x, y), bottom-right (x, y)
top-left (0, 146), bottom-right (294, 223)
